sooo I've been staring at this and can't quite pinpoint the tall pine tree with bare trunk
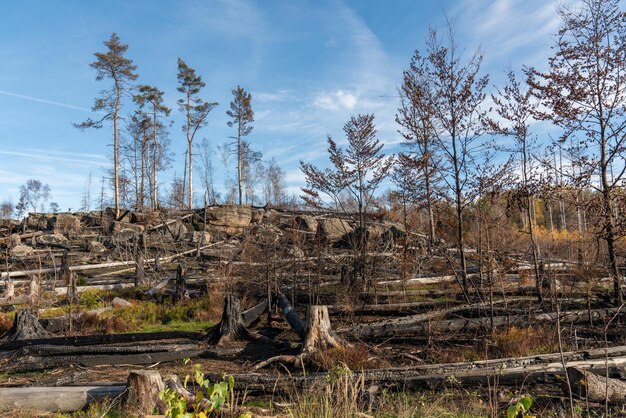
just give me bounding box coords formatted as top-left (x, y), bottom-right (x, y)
top-left (226, 86), bottom-right (254, 206)
top-left (526, 0), bottom-right (626, 305)
top-left (133, 85), bottom-right (170, 210)
top-left (177, 59), bottom-right (218, 209)
top-left (75, 33), bottom-right (138, 216)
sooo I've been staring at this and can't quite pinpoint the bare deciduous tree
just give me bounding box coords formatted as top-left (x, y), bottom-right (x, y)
top-left (423, 23), bottom-right (489, 300)
top-left (526, 0), bottom-right (626, 305)
top-left (486, 69), bottom-right (545, 303)
top-left (396, 50), bottom-right (441, 250)
top-left (18, 179), bottom-right (51, 213)
top-left (263, 157), bottom-right (287, 206)
top-left (198, 138), bottom-right (220, 205)
top-left (301, 114), bottom-right (393, 291)
top-left (0, 200), bottom-right (14, 219)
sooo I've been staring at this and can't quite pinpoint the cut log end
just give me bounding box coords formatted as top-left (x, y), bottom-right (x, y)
top-left (124, 370), bottom-right (166, 415)
top-left (566, 366), bottom-right (626, 404)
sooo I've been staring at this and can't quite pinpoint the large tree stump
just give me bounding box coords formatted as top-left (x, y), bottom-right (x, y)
top-left (124, 370), bottom-right (166, 415)
top-left (566, 367), bottom-right (626, 404)
top-left (6, 309), bottom-right (49, 341)
top-left (303, 305), bottom-right (344, 353)
top-left (254, 304), bottom-right (347, 370)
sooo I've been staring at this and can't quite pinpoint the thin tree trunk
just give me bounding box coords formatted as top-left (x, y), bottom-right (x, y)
top-left (237, 121), bottom-right (242, 206)
top-left (188, 140), bottom-right (193, 209)
top-left (182, 149), bottom-right (188, 209)
top-left (152, 108), bottom-right (158, 210)
top-left (113, 86), bottom-right (121, 216)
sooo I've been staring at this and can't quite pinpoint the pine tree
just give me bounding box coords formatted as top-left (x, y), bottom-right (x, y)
top-left (226, 86), bottom-right (254, 206)
top-left (177, 59), bottom-right (218, 209)
top-left (133, 85), bottom-right (171, 209)
top-left (74, 33), bottom-right (138, 215)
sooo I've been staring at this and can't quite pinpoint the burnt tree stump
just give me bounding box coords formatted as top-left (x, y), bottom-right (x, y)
top-left (254, 302), bottom-right (347, 369)
top-left (6, 309), bottom-right (50, 341)
top-left (216, 293), bottom-right (247, 345)
top-left (124, 370), bottom-right (166, 415)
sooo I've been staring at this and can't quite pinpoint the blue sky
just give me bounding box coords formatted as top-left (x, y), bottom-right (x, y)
top-left (0, 0), bottom-right (571, 211)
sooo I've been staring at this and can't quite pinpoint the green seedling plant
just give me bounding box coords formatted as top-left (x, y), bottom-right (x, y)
top-left (506, 395), bottom-right (535, 418)
top-left (159, 361), bottom-right (235, 418)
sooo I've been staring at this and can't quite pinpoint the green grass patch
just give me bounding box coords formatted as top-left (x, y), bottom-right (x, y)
top-left (136, 320), bottom-right (213, 333)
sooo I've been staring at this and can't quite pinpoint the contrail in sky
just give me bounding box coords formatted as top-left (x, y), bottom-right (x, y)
top-left (0, 89), bottom-right (91, 112)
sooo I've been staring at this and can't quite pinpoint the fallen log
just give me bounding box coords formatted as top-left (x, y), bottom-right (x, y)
top-left (275, 292), bottom-right (306, 340)
top-left (567, 366), bottom-right (626, 404)
top-left (40, 307), bottom-right (111, 333)
top-left (52, 282), bottom-right (134, 296)
top-left (214, 356), bottom-right (626, 394)
top-left (0, 295), bottom-right (30, 307)
top-left (0, 385), bottom-right (126, 413)
top-left (148, 213), bottom-right (193, 232)
top-left (13, 342), bottom-right (200, 357)
top-left (0, 242), bottom-right (223, 279)
top-left (327, 300), bottom-right (462, 316)
top-left (0, 330), bottom-right (205, 350)
top-left (3, 348), bottom-right (207, 372)
top-left (340, 306), bottom-right (626, 340)
top-left (241, 299), bottom-right (268, 327)
top-left (145, 277), bottom-right (170, 296)
top-left (375, 275), bottom-right (456, 287)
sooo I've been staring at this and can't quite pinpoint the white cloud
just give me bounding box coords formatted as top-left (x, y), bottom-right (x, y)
top-left (452, 0), bottom-right (578, 70)
top-left (312, 90), bottom-right (358, 111)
